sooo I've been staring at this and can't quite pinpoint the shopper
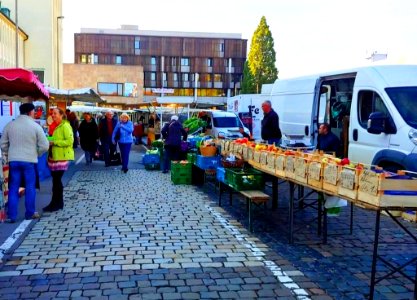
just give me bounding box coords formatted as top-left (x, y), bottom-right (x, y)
top-left (261, 100), bottom-right (282, 145)
top-left (43, 108), bottom-right (74, 212)
top-left (68, 111), bottom-right (79, 148)
top-left (112, 113), bottom-right (133, 173)
top-left (78, 112), bottom-right (99, 165)
top-left (98, 111), bottom-right (118, 167)
top-left (0, 103), bottom-right (49, 222)
top-left (161, 115), bottom-right (187, 173)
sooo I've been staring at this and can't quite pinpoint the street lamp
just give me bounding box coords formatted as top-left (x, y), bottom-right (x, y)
top-left (56, 16), bottom-right (64, 88)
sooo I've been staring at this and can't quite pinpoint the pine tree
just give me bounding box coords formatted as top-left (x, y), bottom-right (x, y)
top-left (248, 16), bottom-right (278, 93)
top-left (241, 61), bottom-right (256, 94)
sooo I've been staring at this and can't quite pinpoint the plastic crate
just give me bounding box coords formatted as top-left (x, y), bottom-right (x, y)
top-left (216, 167), bottom-right (227, 183)
top-left (144, 163), bottom-right (160, 170)
top-left (171, 176), bottom-right (192, 185)
top-left (143, 153), bottom-right (160, 165)
top-left (171, 161), bottom-right (192, 175)
top-left (188, 136), bottom-right (203, 148)
top-left (195, 155), bottom-right (220, 170)
top-left (225, 168), bottom-right (264, 191)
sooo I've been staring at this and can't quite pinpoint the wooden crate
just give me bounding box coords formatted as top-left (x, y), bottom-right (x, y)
top-left (264, 152), bottom-right (276, 173)
top-left (241, 145), bottom-right (248, 160)
top-left (294, 156), bottom-right (308, 184)
top-left (338, 166), bottom-right (359, 201)
top-left (259, 151), bottom-right (268, 166)
top-left (322, 162), bottom-right (340, 194)
top-left (307, 161), bottom-right (323, 189)
top-left (247, 147), bottom-right (254, 161)
top-left (285, 155), bottom-right (296, 180)
top-left (253, 150), bottom-right (262, 164)
top-left (234, 143), bottom-right (243, 155)
top-left (275, 154), bottom-right (286, 178)
top-left (357, 169), bottom-right (417, 208)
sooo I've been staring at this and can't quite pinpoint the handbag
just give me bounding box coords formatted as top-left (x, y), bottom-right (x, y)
top-left (180, 141), bottom-right (189, 152)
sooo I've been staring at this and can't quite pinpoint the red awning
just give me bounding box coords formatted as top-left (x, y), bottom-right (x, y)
top-left (0, 68), bottom-right (49, 101)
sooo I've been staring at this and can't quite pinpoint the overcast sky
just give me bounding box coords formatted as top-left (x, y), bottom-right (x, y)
top-left (62, 0), bottom-right (417, 78)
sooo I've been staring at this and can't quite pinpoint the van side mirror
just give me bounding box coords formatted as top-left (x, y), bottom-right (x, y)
top-left (367, 112), bottom-right (387, 134)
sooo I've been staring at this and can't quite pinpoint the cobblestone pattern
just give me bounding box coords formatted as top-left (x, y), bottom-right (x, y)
top-left (207, 179), bottom-right (417, 300)
top-left (0, 170), bottom-right (321, 299)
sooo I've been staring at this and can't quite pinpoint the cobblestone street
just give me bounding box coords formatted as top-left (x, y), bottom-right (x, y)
top-left (0, 149), bottom-right (416, 299)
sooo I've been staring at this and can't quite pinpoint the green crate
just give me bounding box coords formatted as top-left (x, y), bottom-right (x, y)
top-left (145, 163), bottom-right (160, 170)
top-left (171, 176), bottom-right (192, 185)
top-left (171, 161), bottom-right (192, 175)
top-left (225, 168), bottom-right (264, 191)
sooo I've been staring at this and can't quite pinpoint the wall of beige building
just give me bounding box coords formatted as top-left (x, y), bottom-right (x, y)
top-left (2, 0), bottom-right (62, 87)
top-left (63, 63), bottom-right (144, 108)
top-left (0, 12), bottom-right (26, 68)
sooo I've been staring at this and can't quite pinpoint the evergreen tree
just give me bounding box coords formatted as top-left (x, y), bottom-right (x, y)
top-left (241, 61), bottom-right (256, 94)
top-left (248, 16), bottom-right (278, 93)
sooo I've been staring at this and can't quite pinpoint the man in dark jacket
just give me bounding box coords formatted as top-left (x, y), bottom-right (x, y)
top-left (98, 111), bottom-right (118, 167)
top-left (161, 115), bottom-right (187, 173)
top-left (261, 100), bottom-right (282, 145)
top-left (317, 123), bottom-right (340, 155)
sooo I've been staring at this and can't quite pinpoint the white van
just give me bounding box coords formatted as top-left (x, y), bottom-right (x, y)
top-left (203, 110), bottom-right (250, 139)
top-left (270, 65), bottom-right (417, 172)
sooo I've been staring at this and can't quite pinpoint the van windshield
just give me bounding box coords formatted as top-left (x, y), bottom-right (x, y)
top-left (212, 117), bottom-right (241, 128)
top-left (385, 87), bottom-right (417, 129)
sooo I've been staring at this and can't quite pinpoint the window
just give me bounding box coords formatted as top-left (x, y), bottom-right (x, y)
top-left (207, 58), bottom-right (213, 67)
top-left (218, 42), bottom-right (224, 52)
top-left (134, 37), bottom-right (140, 50)
top-left (80, 54), bottom-right (87, 64)
top-left (171, 57), bottom-right (177, 66)
top-left (88, 54), bottom-right (98, 64)
top-left (213, 117), bottom-right (241, 128)
top-left (181, 57), bottom-right (190, 66)
top-left (201, 74), bottom-right (212, 82)
top-left (182, 73), bottom-right (189, 81)
top-left (214, 74), bottom-right (222, 82)
top-left (151, 72), bottom-right (156, 81)
top-left (116, 55), bottom-right (122, 65)
top-left (173, 73), bottom-right (178, 81)
top-left (386, 87), bottom-right (417, 129)
top-left (162, 73), bottom-right (167, 81)
top-left (97, 83), bottom-right (123, 96)
top-left (151, 56), bottom-right (156, 65)
top-left (358, 90), bottom-right (390, 129)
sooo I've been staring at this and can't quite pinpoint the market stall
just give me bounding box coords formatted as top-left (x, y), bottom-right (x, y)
top-left (0, 68), bottom-right (50, 222)
top-left (219, 138), bottom-right (417, 300)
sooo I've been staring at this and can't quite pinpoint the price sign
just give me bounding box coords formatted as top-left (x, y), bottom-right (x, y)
top-left (275, 155), bottom-right (285, 171)
top-left (242, 146), bottom-right (248, 160)
top-left (260, 152), bottom-right (268, 165)
top-left (267, 153), bottom-right (275, 169)
top-left (359, 170), bottom-right (379, 195)
top-left (294, 158), bottom-right (306, 177)
top-left (340, 168), bottom-right (356, 190)
top-left (286, 156), bottom-right (295, 173)
top-left (324, 164), bottom-right (338, 185)
top-left (253, 151), bottom-right (261, 163)
top-left (308, 162), bottom-right (321, 181)
top-left (247, 148), bottom-right (254, 160)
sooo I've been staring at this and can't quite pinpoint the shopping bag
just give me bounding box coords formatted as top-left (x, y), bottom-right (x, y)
top-left (110, 151), bottom-right (122, 166)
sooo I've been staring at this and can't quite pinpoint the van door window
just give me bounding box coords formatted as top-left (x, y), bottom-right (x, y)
top-left (385, 87), bottom-right (417, 129)
top-left (358, 90), bottom-right (390, 129)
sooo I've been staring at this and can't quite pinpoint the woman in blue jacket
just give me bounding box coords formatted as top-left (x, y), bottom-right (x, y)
top-left (112, 113), bottom-right (133, 173)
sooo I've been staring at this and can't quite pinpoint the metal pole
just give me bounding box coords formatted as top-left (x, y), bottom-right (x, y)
top-left (15, 0), bottom-right (18, 67)
top-left (57, 16), bottom-right (64, 88)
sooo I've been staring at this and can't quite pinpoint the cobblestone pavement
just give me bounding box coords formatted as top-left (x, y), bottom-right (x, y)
top-left (0, 162), bottom-right (416, 299)
top-left (0, 169), bottom-right (313, 300)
